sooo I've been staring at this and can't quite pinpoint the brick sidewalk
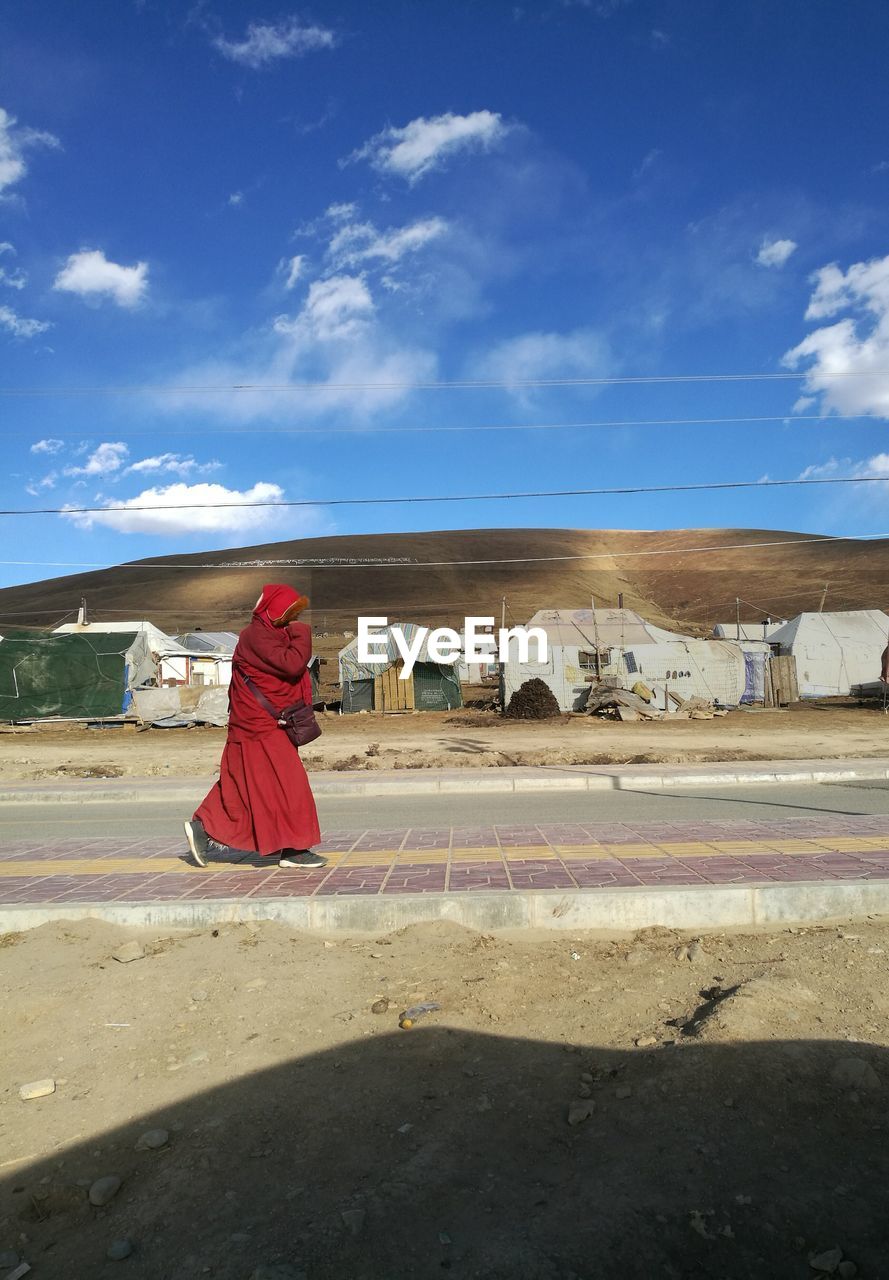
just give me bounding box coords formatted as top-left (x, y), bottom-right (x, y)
top-left (3, 814), bottom-right (889, 906)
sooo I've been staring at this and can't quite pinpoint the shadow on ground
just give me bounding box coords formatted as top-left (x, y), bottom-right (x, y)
top-left (2, 1030), bottom-right (887, 1279)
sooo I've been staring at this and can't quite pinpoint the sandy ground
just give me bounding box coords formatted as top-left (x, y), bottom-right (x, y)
top-left (1, 700), bottom-right (888, 781)
top-left (2, 917), bottom-right (888, 1278)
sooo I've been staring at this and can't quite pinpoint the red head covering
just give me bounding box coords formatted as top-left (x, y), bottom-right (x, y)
top-left (252, 584), bottom-right (310, 627)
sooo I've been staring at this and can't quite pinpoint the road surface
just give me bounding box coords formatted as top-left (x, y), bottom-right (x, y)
top-left (2, 779), bottom-right (889, 841)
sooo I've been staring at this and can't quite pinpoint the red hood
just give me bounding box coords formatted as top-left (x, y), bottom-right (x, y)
top-left (252, 584), bottom-right (310, 627)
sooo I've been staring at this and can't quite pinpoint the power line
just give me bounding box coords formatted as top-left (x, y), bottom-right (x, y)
top-left (4, 472), bottom-right (889, 518)
top-left (1, 369), bottom-right (888, 396)
top-left (0, 531), bottom-right (887, 573)
top-left (6, 412), bottom-right (883, 441)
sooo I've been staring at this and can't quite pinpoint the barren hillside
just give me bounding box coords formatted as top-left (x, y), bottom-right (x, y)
top-left (0, 527), bottom-right (885, 634)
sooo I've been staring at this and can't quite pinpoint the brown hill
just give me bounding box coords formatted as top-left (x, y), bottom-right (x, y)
top-left (0, 527), bottom-right (885, 635)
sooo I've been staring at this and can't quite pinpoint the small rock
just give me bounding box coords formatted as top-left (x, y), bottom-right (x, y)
top-left (89, 1175), bottom-right (122, 1207)
top-left (577, 1082), bottom-right (591, 1099)
top-left (439, 1232), bottom-right (452, 1246)
top-left (341, 1208), bottom-right (366, 1236)
top-left (371, 998), bottom-right (390, 1014)
top-left (135, 1128), bottom-right (169, 1151)
top-left (397, 1123), bottom-right (413, 1135)
top-left (106, 1239), bottom-right (133, 1261)
top-left (18, 1078), bottom-right (55, 1101)
top-left (580, 1071), bottom-right (593, 1084)
top-left (615, 1087), bottom-right (633, 1100)
top-left (809, 1247), bottom-right (844, 1274)
top-left (687, 940), bottom-right (705, 963)
top-left (635, 1035), bottom-right (658, 1048)
top-left (476, 1094), bottom-right (492, 1112)
top-left (625, 948), bottom-right (650, 967)
top-left (830, 1057), bottom-right (880, 1091)
top-left (0, 1252), bottom-right (20, 1270)
top-left (567, 1099), bottom-right (595, 1126)
top-left (244, 978), bottom-right (266, 991)
top-left (190, 989), bottom-right (208, 1002)
top-left (112, 941), bottom-right (145, 965)
top-left (674, 945), bottom-right (689, 962)
top-left (838, 1263), bottom-right (858, 1279)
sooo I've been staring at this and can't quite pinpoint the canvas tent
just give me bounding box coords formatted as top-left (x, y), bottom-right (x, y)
top-left (767, 609), bottom-right (889, 697)
top-left (54, 620), bottom-right (215, 686)
top-left (338, 622), bottom-right (463, 713)
top-left (712, 621), bottom-right (785, 641)
top-left (0, 629), bottom-right (152, 720)
top-left (502, 608), bottom-right (763, 712)
top-left (175, 631), bottom-right (237, 686)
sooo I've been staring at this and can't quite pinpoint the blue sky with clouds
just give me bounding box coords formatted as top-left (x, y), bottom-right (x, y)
top-left (1, 0), bottom-right (889, 588)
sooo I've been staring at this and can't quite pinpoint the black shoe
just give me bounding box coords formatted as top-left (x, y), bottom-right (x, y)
top-left (278, 849), bottom-right (328, 869)
top-left (184, 817), bottom-right (210, 867)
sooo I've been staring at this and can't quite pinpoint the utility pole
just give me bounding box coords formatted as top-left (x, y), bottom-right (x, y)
top-left (819, 583), bottom-right (829, 613)
top-left (77, 597), bottom-right (87, 627)
top-left (501, 596), bottom-right (506, 632)
top-left (735, 597), bottom-right (741, 641)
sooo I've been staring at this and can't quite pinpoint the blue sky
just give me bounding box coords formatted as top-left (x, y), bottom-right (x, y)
top-left (1, 0), bottom-right (889, 589)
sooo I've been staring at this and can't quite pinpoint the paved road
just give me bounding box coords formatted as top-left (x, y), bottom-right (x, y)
top-left (2, 781), bottom-right (889, 841)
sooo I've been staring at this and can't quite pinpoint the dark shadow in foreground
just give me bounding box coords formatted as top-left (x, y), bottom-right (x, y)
top-left (3, 1030), bottom-right (888, 1279)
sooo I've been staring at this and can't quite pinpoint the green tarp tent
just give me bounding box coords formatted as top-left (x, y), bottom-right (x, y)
top-left (0, 629), bottom-right (146, 720)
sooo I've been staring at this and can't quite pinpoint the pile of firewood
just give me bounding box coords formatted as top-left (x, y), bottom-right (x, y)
top-left (583, 684), bottom-right (728, 722)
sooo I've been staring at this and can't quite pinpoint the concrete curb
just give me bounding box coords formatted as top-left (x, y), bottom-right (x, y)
top-left (3, 878), bottom-right (889, 934)
top-left (2, 758), bottom-right (889, 804)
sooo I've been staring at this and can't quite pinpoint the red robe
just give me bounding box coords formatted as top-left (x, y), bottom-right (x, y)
top-left (196, 616), bottom-right (321, 855)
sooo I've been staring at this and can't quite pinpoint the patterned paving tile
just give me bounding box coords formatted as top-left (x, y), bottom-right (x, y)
top-left (4, 814), bottom-right (889, 907)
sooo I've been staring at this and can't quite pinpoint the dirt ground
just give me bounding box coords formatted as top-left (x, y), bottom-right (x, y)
top-left (1, 699), bottom-right (888, 782)
top-left (2, 917), bottom-right (888, 1278)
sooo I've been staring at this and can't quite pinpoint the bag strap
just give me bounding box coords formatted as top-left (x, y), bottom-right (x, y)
top-left (240, 671), bottom-right (282, 722)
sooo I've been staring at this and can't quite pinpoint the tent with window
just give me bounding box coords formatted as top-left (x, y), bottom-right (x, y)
top-left (338, 622), bottom-right (463, 713)
top-left (0, 628), bottom-right (153, 720)
top-left (767, 609), bottom-right (889, 697)
top-left (501, 608), bottom-right (762, 712)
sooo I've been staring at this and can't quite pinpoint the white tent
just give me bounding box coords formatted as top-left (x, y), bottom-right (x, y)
top-left (767, 610), bottom-right (889, 697)
top-left (502, 608), bottom-right (762, 712)
top-left (712, 621), bottom-right (785, 641)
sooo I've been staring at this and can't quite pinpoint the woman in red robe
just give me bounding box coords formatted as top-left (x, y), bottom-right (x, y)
top-left (184, 584), bottom-right (324, 869)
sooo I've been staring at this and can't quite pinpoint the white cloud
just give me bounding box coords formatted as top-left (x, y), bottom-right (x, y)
top-left (228, 190), bottom-right (245, 207)
top-left (756, 237), bottom-right (798, 268)
top-left (347, 110), bottom-right (508, 184)
top-left (213, 17), bottom-right (336, 69)
top-left (0, 242), bottom-right (26, 289)
top-left (25, 470), bottom-right (59, 496)
top-left (800, 453), bottom-right (889, 481)
top-left (125, 453), bottom-right (220, 477)
top-left (30, 438), bottom-right (64, 455)
top-left (53, 249), bottom-right (148, 308)
top-left (64, 442), bottom-right (129, 477)
top-left (474, 327), bottom-right (614, 398)
top-left (275, 274), bottom-right (374, 341)
top-left (783, 253), bottom-right (889, 418)
top-left (0, 304), bottom-right (50, 339)
top-left (326, 202), bottom-right (357, 222)
top-left (62, 481), bottom-right (288, 536)
top-left (0, 106), bottom-right (60, 196)
top-left (327, 216), bottom-right (449, 269)
top-left (280, 254), bottom-right (305, 289)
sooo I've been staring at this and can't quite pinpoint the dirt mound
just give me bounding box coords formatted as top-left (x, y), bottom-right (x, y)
top-left (505, 678), bottom-right (562, 719)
